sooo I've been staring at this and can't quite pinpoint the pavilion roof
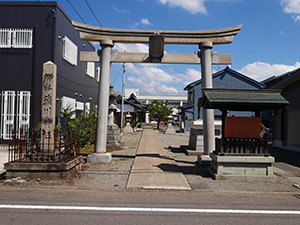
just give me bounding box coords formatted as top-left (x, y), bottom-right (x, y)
top-left (200, 89), bottom-right (289, 111)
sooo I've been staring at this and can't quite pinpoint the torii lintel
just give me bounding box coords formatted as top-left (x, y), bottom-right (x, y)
top-left (72, 21), bottom-right (242, 45)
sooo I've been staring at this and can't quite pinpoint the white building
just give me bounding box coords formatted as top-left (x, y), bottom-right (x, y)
top-left (125, 88), bottom-right (187, 124)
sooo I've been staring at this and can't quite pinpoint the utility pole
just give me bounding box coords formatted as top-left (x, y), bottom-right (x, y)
top-left (120, 63), bottom-right (125, 136)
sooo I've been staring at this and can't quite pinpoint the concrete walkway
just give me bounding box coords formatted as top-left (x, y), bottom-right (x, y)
top-left (127, 129), bottom-right (191, 190)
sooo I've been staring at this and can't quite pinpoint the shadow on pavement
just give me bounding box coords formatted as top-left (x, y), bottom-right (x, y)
top-left (269, 146), bottom-right (300, 168)
top-left (157, 163), bottom-right (212, 178)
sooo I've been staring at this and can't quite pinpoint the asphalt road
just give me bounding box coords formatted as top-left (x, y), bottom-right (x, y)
top-left (0, 188), bottom-right (299, 225)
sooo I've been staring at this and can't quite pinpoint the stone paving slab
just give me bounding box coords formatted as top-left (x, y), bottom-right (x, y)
top-left (127, 129), bottom-right (191, 190)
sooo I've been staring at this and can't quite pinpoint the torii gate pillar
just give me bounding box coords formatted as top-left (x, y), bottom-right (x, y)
top-left (87, 39), bottom-right (113, 163)
top-left (199, 42), bottom-right (215, 163)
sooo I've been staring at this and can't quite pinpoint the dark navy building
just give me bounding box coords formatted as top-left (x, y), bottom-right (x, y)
top-left (0, 1), bottom-right (100, 141)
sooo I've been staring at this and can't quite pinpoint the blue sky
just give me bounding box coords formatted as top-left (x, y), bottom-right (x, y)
top-left (19, 0), bottom-right (300, 95)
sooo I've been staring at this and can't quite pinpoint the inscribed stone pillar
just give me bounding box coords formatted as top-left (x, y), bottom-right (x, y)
top-left (200, 42), bottom-right (215, 155)
top-left (41, 61), bottom-right (57, 150)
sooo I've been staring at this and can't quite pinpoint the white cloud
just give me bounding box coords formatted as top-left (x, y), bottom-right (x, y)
top-left (114, 43), bottom-right (149, 53)
top-left (182, 68), bottom-right (201, 85)
top-left (131, 18), bottom-right (152, 28)
top-left (125, 63), bottom-right (184, 95)
top-left (112, 5), bottom-right (129, 14)
top-left (281, 0), bottom-right (300, 21)
top-left (158, 0), bottom-right (207, 14)
top-left (238, 61), bottom-right (300, 81)
top-left (141, 18), bottom-right (151, 25)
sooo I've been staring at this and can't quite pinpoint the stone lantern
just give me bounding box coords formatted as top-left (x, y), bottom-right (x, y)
top-left (165, 115), bottom-right (176, 134)
top-left (125, 114), bottom-right (133, 133)
top-left (106, 85), bottom-right (124, 146)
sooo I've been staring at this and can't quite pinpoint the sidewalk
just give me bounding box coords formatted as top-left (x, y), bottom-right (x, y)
top-left (127, 129), bottom-right (191, 190)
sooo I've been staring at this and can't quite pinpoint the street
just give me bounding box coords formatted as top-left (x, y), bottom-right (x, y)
top-left (0, 188), bottom-right (299, 225)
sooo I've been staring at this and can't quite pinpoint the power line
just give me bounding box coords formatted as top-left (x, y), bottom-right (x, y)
top-left (112, 65), bottom-right (123, 83)
top-left (84, 0), bottom-right (103, 27)
top-left (57, 74), bottom-right (98, 89)
top-left (67, 0), bottom-right (86, 24)
top-left (132, 63), bottom-right (170, 97)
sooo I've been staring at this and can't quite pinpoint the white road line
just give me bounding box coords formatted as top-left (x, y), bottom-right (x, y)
top-left (0, 205), bottom-right (300, 215)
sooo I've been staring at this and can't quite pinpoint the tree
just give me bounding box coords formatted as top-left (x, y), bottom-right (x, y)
top-left (148, 100), bottom-right (172, 129)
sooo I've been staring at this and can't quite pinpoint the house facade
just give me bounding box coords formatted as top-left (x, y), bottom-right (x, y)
top-left (0, 2), bottom-right (99, 141)
top-left (183, 66), bottom-right (265, 130)
top-left (263, 67), bottom-right (300, 149)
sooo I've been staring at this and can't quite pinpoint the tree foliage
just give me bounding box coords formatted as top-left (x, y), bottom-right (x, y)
top-left (60, 107), bottom-right (99, 148)
top-left (148, 100), bottom-right (172, 128)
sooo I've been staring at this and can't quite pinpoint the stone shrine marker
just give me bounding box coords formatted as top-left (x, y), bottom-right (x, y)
top-left (41, 61), bottom-right (57, 149)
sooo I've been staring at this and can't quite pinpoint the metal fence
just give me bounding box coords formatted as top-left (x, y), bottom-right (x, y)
top-left (8, 128), bottom-right (80, 163)
top-left (215, 138), bottom-right (268, 156)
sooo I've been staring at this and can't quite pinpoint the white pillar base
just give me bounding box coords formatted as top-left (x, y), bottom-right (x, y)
top-left (87, 153), bottom-right (112, 163)
top-left (197, 154), bottom-right (212, 167)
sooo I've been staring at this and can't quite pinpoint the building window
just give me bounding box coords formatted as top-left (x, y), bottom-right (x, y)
top-left (0, 29), bottom-right (11, 48)
top-left (62, 36), bottom-right (78, 66)
top-left (1, 91), bottom-right (16, 140)
top-left (76, 101), bottom-right (84, 111)
top-left (61, 96), bottom-right (76, 119)
top-left (187, 90), bottom-right (194, 105)
top-left (85, 62), bottom-right (95, 78)
top-left (0, 28), bottom-right (33, 48)
top-left (17, 91), bottom-right (31, 132)
top-left (12, 29), bottom-right (33, 48)
top-left (96, 66), bottom-right (100, 82)
top-left (85, 102), bottom-right (90, 115)
top-left (1, 91), bottom-right (31, 140)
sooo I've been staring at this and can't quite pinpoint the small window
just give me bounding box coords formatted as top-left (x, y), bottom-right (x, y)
top-left (76, 101), bottom-right (84, 111)
top-left (85, 62), bottom-right (95, 78)
top-left (62, 36), bottom-right (78, 66)
top-left (61, 96), bottom-right (76, 118)
top-left (96, 66), bottom-right (100, 82)
top-left (85, 102), bottom-right (90, 115)
top-left (12, 29), bottom-right (33, 48)
top-left (0, 29), bottom-right (11, 48)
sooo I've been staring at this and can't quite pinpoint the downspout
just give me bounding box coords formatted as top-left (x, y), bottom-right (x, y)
top-left (50, 8), bottom-right (56, 62)
top-left (30, 26), bottom-right (37, 130)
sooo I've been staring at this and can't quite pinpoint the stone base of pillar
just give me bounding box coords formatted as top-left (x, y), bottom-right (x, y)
top-left (87, 153), bottom-right (112, 163)
top-left (197, 154), bottom-right (212, 167)
top-left (165, 123), bottom-right (176, 134)
top-left (208, 154), bottom-right (276, 181)
top-left (125, 122), bottom-right (133, 133)
top-left (188, 120), bottom-right (222, 152)
top-left (107, 125), bottom-right (124, 146)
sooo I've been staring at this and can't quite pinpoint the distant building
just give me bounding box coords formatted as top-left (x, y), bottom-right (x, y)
top-left (183, 66), bottom-right (265, 130)
top-left (124, 88), bottom-right (187, 123)
top-left (0, 2), bottom-right (100, 141)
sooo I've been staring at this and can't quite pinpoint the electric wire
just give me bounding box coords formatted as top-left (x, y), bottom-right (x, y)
top-left (112, 65), bottom-right (123, 83)
top-left (84, 0), bottom-right (103, 27)
top-left (67, 0), bottom-right (86, 24)
top-left (132, 63), bottom-right (170, 97)
top-left (57, 74), bottom-right (98, 89)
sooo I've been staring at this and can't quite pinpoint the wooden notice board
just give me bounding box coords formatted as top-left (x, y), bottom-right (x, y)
top-left (224, 117), bottom-right (261, 139)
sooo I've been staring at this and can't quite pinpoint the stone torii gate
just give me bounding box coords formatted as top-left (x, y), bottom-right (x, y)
top-left (72, 21), bottom-right (242, 163)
